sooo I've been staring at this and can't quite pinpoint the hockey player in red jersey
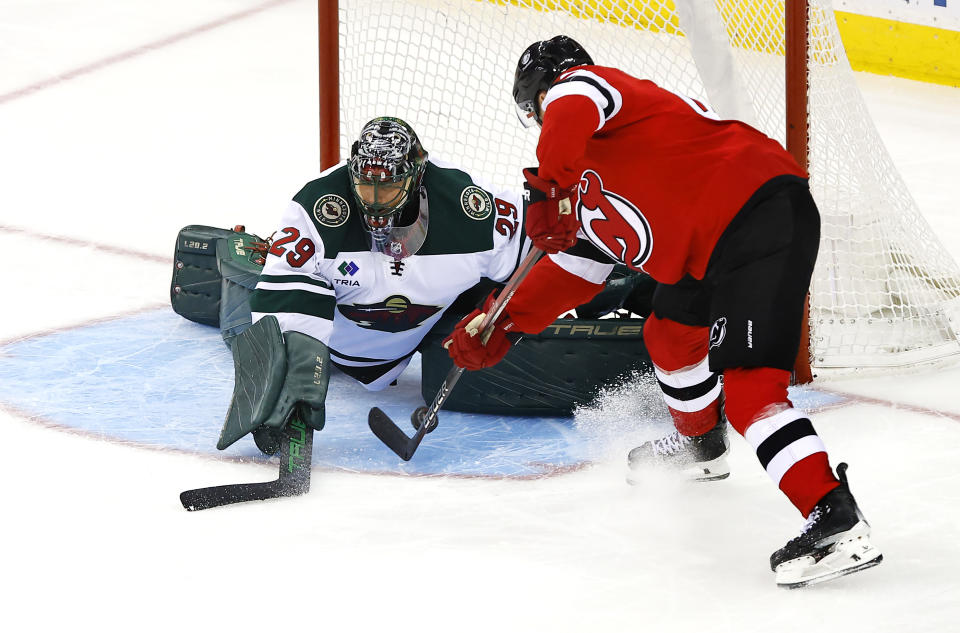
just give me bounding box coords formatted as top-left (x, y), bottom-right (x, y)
top-left (444, 35), bottom-right (882, 588)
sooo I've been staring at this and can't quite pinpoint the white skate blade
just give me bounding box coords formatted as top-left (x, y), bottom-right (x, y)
top-left (775, 521), bottom-right (883, 589)
top-left (626, 454), bottom-right (730, 485)
top-left (681, 454), bottom-right (730, 482)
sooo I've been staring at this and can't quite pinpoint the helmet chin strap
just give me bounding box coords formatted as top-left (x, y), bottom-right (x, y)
top-left (364, 187), bottom-right (429, 260)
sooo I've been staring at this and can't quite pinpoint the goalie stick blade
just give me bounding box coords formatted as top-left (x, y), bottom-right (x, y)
top-left (368, 407), bottom-right (424, 461)
top-left (180, 480), bottom-right (297, 511)
top-left (180, 423), bottom-right (314, 511)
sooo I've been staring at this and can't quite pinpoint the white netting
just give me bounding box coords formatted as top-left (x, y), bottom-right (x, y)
top-left (338, 0), bottom-right (960, 373)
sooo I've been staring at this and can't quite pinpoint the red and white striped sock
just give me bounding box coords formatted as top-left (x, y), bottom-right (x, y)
top-left (724, 367), bottom-right (839, 516)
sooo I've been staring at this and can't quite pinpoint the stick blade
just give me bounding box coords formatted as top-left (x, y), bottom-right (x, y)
top-left (180, 425), bottom-right (313, 511)
top-left (368, 407), bottom-right (419, 461)
top-left (180, 481), bottom-right (284, 511)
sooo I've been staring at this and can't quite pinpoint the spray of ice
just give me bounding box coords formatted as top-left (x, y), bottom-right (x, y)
top-left (572, 369), bottom-right (675, 462)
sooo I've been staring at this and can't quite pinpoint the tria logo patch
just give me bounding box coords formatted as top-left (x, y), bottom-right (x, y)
top-left (338, 260), bottom-right (359, 276)
top-left (576, 170), bottom-right (653, 270)
top-left (337, 295), bottom-right (442, 333)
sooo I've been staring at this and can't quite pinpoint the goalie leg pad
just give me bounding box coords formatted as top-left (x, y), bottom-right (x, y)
top-left (217, 318), bottom-right (331, 452)
top-left (265, 331), bottom-right (330, 433)
top-left (217, 316), bottom-right (288, 450)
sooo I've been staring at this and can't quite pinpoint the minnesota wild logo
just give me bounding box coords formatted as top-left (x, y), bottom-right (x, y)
top-left (460, 185), bottom-right (492, 220)
top-left (337, 295), bottom-right (442, 332)
top-left (314, 194), bottom-right (350, 227)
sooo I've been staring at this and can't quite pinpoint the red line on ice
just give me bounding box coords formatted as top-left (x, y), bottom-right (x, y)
top-left (0, 224), bottom-right (169, 263)
top-left (0, 0), bottom-right (295, 105)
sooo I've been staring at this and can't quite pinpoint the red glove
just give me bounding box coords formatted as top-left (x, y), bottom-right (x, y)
top-left (443, 293), bottom-right (517, 370)
top-left (523, 167), bottom-right (580, 254)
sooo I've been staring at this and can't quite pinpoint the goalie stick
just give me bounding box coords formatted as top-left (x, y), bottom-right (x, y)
top-left (180, 418), bottom-right (314, 511)
top-left (369, 247), bottom-right (544, 461)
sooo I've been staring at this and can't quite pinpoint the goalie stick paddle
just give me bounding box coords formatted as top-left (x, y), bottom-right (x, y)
top-left (180, 418), bottom-right (314, 511)
top-left (368, 247), bottom-right (544, 461)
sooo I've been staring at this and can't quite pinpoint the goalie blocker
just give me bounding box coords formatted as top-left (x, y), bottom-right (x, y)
top-left (169, 225), bottom-right (655, 416)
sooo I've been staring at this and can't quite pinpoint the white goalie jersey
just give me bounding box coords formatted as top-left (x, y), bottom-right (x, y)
top-left (249, 158), bottom-right (533, 390)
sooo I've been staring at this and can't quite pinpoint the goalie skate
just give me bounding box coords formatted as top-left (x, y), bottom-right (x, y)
top-left (771, 462), bottom-right (883, 589)
top-left (626, 422), bottom-right (730, 484)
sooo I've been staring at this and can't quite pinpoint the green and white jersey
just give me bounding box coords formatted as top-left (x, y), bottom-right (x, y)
top-left (249, 158), bottom-right (530, 391)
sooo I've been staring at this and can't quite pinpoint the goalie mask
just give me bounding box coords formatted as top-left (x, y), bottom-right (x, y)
top-left (348, 117), bottom-right (429, 257)
top-left (513, 35), bottom-right (593, 128)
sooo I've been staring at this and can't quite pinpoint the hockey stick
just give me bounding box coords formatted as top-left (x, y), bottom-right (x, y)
top-left (369, 247), bottom-right (544, 461)
top-left (180, 418), bottom-right (314, 511)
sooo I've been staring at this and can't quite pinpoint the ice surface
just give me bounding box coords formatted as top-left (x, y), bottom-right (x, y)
top-left (0, 308), bottom-right (595, 476)
top-left (2, 2), bottom-right (959, 632)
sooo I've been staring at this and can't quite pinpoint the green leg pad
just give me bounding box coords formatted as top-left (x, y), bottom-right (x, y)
top-left (265, 331), bottom-right (330, 433)
top-left (217, 316), bottom-right (287, 450)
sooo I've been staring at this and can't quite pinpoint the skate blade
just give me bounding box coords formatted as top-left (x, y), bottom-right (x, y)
top-left (775, 524), bottom-right (883, 589)
top-left (626, 455), bottom-right (730, 485)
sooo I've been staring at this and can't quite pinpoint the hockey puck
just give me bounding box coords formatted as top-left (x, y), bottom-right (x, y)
top-left (410, 406), bottom-right (437, 434)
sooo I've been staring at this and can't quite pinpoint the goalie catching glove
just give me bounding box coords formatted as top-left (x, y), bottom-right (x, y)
top-left (217, 316), bottom-right (330, 455)
top-left (443, 292), bottom-right (520, 371)
top-left (523, 167), bottom-right (579, 254)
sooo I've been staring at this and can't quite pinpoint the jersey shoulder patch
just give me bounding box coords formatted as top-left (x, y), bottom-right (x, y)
top-left (311, 193), bottom-right (351, 228)
top-left (417, 160), bottom-right (498, 256)
top-left (459, 185), bottom-right (494, 221)
top-left (292, 164), bottom-right (369, 258)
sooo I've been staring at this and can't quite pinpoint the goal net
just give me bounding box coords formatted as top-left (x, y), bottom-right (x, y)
top-left (330, 0), bottom-right (960, 375)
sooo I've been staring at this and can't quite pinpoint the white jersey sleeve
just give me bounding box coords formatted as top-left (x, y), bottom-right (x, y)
top-left (482, 185), bottom-right (533, 283)
top-left (249, 199), bottom-right (336, 345)
top-left (425, 155), bottom-right (533, 284)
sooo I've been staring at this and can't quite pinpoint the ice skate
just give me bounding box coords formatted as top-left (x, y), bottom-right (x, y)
top-left (626, 422), bottom-right (729, 483)
top-left (771, 462), bottom-right (882, 589)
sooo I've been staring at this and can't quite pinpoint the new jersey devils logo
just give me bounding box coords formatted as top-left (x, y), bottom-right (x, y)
top-left (577, 170), bottom-right (653, 270)
top-left (709, 317), bottom-right (727, 349)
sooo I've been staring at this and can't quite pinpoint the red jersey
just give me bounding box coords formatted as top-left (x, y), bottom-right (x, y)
top-left (537, 65), bottom-right (806, 284)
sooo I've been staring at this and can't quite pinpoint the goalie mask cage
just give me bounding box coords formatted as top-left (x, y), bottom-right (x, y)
top-left (318, 0), bottom-right (960, 378)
